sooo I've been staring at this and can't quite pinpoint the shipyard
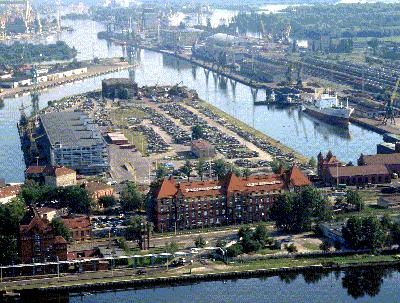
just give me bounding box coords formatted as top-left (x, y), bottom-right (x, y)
top-left (3, 0), bottom-right (400, 302)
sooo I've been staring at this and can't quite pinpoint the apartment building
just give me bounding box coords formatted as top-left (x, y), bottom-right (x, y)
top-left (152, 166), bottom-right (310, 232)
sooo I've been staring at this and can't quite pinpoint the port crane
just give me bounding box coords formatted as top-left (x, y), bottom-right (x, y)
top-left (382, 77), bottom-right (400, 125)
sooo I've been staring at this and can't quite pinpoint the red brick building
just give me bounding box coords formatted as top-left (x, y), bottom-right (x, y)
top-left (325, 165), bottom-right (391, 186)
top-left (19, 215), bottom-right (67, 263)
top-left (152, 166), bottom-right (310, 232)
top-left (359, 153), bottom-right (400, 175)
top-left (85, 182), bottom-right (114, 201)
top-left (62, 216), bottom-right (92, 242)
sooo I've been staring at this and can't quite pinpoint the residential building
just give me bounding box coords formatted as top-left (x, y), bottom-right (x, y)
top-left (38, 111), bottom-right (109, 174)
top-left (62, 216), bottom-right (92, 242)
top-left (19, 215), bottom-right (68, 263)
top-left (191, 139), bottom-right (216, 158)
top-left (25, 165), bottom-right (77, 187)
top-left (37, 207), bottom-right (68, 222)
top-left (84, 182), bottom-right (114, 201)
top-left (152, 166), bottom-right (310, 232)
top-left (0, 184), bottom-right (21, 204)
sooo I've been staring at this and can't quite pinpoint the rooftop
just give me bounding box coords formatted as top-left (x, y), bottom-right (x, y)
top-left (40, 111), bottom-right (105, 149)
top-left (328, 164), bottom-right (389, 178)
top-left (26, 165), bottom-right (76, 177)
top-left (362, 153), bottom-right (400, 166)
top-left (0, 184), bottom-right (21, 199)
top-left (62, 216), bottom-right (91, 230)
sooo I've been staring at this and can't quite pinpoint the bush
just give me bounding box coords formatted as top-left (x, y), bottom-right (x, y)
top-left (226, 243), bottom-right (243, 257)
top-left (285, 243), bottom-right (298, 253)
top-left (194, 235), bottom-right (206, 248)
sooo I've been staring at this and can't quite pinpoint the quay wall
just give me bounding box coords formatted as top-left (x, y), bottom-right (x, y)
top-left (18, 259), bottom-right (400, 295)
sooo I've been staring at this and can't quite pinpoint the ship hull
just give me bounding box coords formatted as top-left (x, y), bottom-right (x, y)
top-left (303, 106), bottom-right (350, 125)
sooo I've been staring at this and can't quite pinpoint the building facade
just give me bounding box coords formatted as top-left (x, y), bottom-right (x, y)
top-left (62, 216), bottom-right (92, 242)
top-left (84, 182), bottom-right (114, 201)
top-left (152, 166), bottom-right (310, 232)
top-left (38, 111), bottom-right (109, 175)
top-left (25, 165), bottom-right (77, 187)
top-left (19, 215), bottom-right (68, 263)
top-left (191, 139), bottom-right (216, 158)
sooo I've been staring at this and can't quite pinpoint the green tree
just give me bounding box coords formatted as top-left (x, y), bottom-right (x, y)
top-left (346, 190), bottom-right (364, 211)
top-left (124, 215), bottom-right (148, 249)
top-left (213, 159), bottom-right (229, 180)
top-left (165, 241), bottom-right (179, 253)
top-left (320, 240), bottom-right (333, 252)
top-left (181, 160), bottom-right (193, 182)
top-left (98, 196), bottom-right (117, 208)
top-left (191, 125), bottom-right (204, 140)
top-left (52, 218), bottom-right (71, 242)
top-left (308, 157), bottom-right (317, 168)
top-left (342, 216), bottom-right (385, 250)
top-left (252, 223), bottom-right (271, 247)
top-left (226, 243), bottom-right (243, 257)
top-left (194, 235), bottom-right (206, 248)
top-left (242, 168), bottom-right (252, 178)
top-left (196, 159), bottom-right (207, 181)
top-left (155, 165), bottom-right (167, 180)
top-left (120, 182), bottom-right (144, 211)
top-left (270, 187), bottom-right (330, 233)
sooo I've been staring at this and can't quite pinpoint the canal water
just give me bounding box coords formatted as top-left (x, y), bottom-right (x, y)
top-left (21, 267), bottom-right (400, 303)
top-left (0, 19), bottom-right (383, 183)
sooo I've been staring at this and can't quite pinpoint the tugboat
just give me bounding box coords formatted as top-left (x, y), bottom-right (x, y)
top-left (302, 92), bottom-right (354, 125)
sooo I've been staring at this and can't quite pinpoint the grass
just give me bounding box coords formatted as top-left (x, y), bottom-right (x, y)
top-left (189, 100), bottom-right (308, 163)
top-left (302, 242), bottom-right (320, 251)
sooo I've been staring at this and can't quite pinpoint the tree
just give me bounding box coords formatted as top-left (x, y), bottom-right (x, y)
top-left (98, 196), bottom-right (117, 209)
top-left (155, 165), bottom-right (167, 180)
top-left (120, 182), bottom-right (144, 212)
top-left (165, 241), bottom-right (179, 253)
top-left (194, 235), bottom-right (206, 248)
top-left (52, 218), bottom-right (71, 242)
top-left (252, 223), bottom-right (271, 247)
top-left (242, 168), bottom-right (252, 178)
top-left (124, 216), bottom-right (149, 250)
top-left (308, 157), bottom-right (317, 168)
top-left (346, 190), bottom-right (364, 211)
top-left (191, 125), bottom-right (203, 140)
top-left (62, 186), bottom-right (94, 214)
top-left (213, 159), bottom-right (229, 180)
top-left (0, 198), bottom-right (26, 264)
top-left (196, 159), bottom-right (207, 181)
top-left (270, 187), bottom-right (330, 233)
top-left (285, 243), bottom-right (298, 253)
top-left (226, 243), bottom-right (243, 257)
top-left (181, 160), bottom-right (193, 182)
top-left (342, 216), bottom-right (385, 250)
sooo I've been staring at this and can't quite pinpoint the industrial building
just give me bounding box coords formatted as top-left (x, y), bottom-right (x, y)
top-left (152, 166), bottom-right (310, 232)
top-left (38, 111), bottom-right (109, 175)
top-left (160, 28), bottom-right (204, 49)
top-left (102, 78), bottom-right (138, 100)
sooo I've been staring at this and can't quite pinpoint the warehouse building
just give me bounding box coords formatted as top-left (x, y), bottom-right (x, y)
top-left (38, 111), bottom-right (109, 175)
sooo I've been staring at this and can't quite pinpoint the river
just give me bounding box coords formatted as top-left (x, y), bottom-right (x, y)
top-left (0, 18), bottom-right (383, 183)
top-left (21, 267), bottom-right (400, 303)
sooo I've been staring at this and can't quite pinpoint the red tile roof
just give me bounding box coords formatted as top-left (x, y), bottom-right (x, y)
top-left (85, 182), bottom-right (113, 194)
top-left (156, 177), bottom-right (178, 199)
top-left (62, 216), bottom-right (91, 230)
top-left (26, 165), bottom-right (76, 177)
top-left (20, 215), bottom-right (52, 234)
top-left (288, 165), bottom-right (311, 187)
top-left (54, 235), bottom-right (67, 244)
top-left (0, 184), bottom-right (21, 199)
top-left (156, 167), bottom-right (310, 199)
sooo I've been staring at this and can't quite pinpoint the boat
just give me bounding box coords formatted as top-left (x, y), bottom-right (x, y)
top-left (302, 93), bottom-right (354, 125)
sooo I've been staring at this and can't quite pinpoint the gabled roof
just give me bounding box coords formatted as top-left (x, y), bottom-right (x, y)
top-left (54, 235), bottom-right (67, 245)
top-left (26, 165), bottom-right (76, 177)
top-left (288, 165), bottom-right (311, 187)
top-left (328, 164), bottom-right (389, 178)
top-left (19, 215), bottom-right (52, 234)
top-left (156, 177), bottom-right (178, 199)
top-left (0, 184), bottom-right (21, 199)
top-left (62, 216), bottom-right (91, 230)
top-left (363, 153), bottom-right (400, 166)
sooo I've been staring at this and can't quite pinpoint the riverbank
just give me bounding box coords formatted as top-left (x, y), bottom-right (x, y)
top-left (5, 253), bottom-right (400, 294)
top-left (350, 116), bottom-right (400, 135)
top-left (0, 61), bottom-right (135, 99)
